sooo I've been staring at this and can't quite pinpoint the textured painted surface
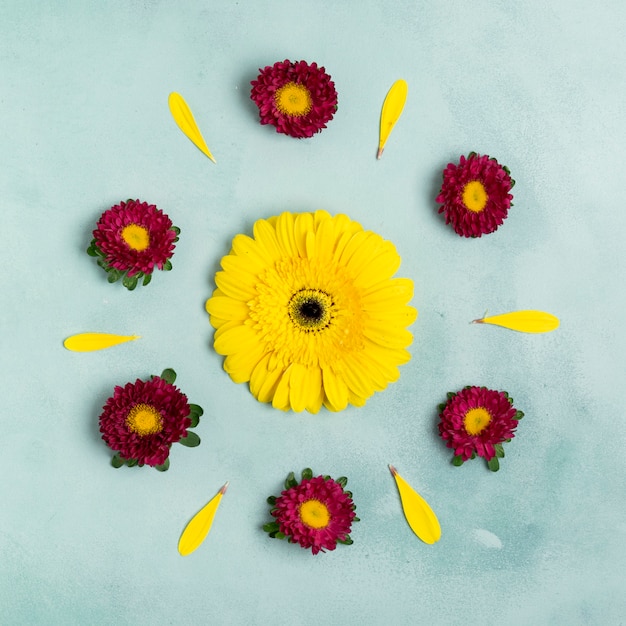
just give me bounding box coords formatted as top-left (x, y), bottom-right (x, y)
top-left (1, 1), bottom-right (625, 624)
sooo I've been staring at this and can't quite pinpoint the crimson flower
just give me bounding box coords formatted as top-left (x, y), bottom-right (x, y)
top-left (438, 385), bottom-right (524, 471)
top-left (250, 60), bottom-right (338, 138)
top-left (99, 369), bottom-right (202, 471)
top-left (88, 199), bottom-right (179, 289)
top-left (436, 152), bottom-right (515, 237)
top-left (264, 469), bottom-right (359, 554)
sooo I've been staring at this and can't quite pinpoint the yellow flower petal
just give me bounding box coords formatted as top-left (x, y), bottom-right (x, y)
top-left (294, 212), bottom-right (314, 258)
top-left (215, 270), bottom-right (256, 301)
top-left (214, 324), bottom-right (258, 356)
top-left (275, 211), bottom-right (298, 256)
top-left (322, 368), bottom-right (349, 412)
top-left (206, 296), bottom-right (250, 321)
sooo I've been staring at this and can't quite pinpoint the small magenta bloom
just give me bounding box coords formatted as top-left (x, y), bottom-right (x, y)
top-left (436, 153), bottom-right (515, 237)
top-left (251, 60), bottom-right (338, 138)
top-left (99, 369), bottom-right (202, 471)
top-left (88, 199), bottom-right (179, 289)
top-left (438, 386), bottom-right (524, 471)
top-left (265, 469), bottom-right (358, 554)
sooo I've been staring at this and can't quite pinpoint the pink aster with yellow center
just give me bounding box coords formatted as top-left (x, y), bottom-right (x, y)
top-left (98, 369), bottom-right (203, 471)
top-left (264, 470), bottom-right (358, 554)
top-left (436, 152), bottom-right (515, 238)
top-left (250, 59), bottom-right (338, 138)
top-left (438, 386), bottom-right (524, 471)
top-left (88, 199), bottom-right (179, 289)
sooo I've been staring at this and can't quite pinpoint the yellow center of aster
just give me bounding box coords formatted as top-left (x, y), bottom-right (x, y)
top-left (274, 82), bottom-right (312, 117)
top-left (288, 289), bottom-right (334, 331)
top-left (299, 499), bottom-right (331, 529)
top-left (121, 223), bottom-right (150, 251)
top-left (462, 180), bottom-right (488, 213)
top-left (126, 403), bottom-right (163, 436)
top-left (463, 407), bottom-right (492, 435)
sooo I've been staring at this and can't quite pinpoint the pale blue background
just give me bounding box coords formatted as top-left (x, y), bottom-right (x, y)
top-left (1, 1), bottom-right (624, 625)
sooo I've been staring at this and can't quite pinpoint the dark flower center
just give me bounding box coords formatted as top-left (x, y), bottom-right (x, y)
top-left (288, 289), bottom-right (333, 331)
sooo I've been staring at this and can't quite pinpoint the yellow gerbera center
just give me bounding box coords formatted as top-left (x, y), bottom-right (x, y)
top-left (464, 407), bottom-right (492, 435)
top-left (288, 289), bottom-right (333, 331)
top-left (274, 82), bottom-right (312, 117)
top-left (299, 499), bottom-right (331, 529)
top-left (126, 403), bottom-right (163, 436)
top-left (121, 223), bottom-right (150, 251)
top-left (462, 180), bottom-right (488, 213)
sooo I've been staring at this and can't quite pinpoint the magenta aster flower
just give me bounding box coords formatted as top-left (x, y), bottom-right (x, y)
top-left (438, 386), bottom-right (524, 471)
top-left (436, 152), bottom-right (515, 237)
top-left (99, 368), bottom-right (203, 471)
top-left (250, 60), bottom-right (338, 138)
top-left (264, 469), bottom-right (359, 554)
top-left (88, 199), bottom-right (179, 289)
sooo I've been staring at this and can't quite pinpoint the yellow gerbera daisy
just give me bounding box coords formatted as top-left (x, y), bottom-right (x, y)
top-left (205, 211), bottom-right (417, 413)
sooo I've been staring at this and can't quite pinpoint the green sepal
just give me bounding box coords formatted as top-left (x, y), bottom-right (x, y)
top-left (301, 468), bottom-right (313, 480)
top-left (179, 431), bottom-right (200, 447)
top-left (171, 226), bottom-right (181, 236)
top-left (452, 455), bottom-right (464, 467)
top-left (86, 246), bottom-right (98, 257)
top-left (263, 521), bottom-right (280, 533)
top-left (126, 458), bottom-right (138, 467)
top-left (122, 274), bottom-right (138, 291)
top-left (345, 490), bottom-right (353, 499)
top-left (471, 452), bottom-right (477, 459)
top-left (336, 476), bottom-right (348, 488)
top-left (337, 536), bottom-right (354, 545)
top-left (111, 453), bottom-right (125, 468)
top-left (160, 368), bottom-right (177, 384)
top-left (437, 403), bottom-right (446, 412)
top-left (353, 516), bottom-right (360, 523)
top-left (468, 151), bottom-right (477, 158)
top-left (107, 269), bottom-right (121, 283)
top-left (163, 259), bottom-right (173, 271)
top-left (446, 392), bottom-right (456, 400)
top-left (285, 472), bottom-right (298, 489)
top-left (267, 495), bottom-right (277, 506)
top-left (494, 443), bottom-right (505, 458)
top-left (487, 457), bottom-right (500, 472)
top-left (155, 458), bottom-right (170, 472)
top-left (515, 410), bottom-right (524, 420)
top-left (189, 412), bottom-right (200, 428)
top-left (323, 475), bottom-right (331, 481)
top-left (142, 273), bottom-right (152, 286)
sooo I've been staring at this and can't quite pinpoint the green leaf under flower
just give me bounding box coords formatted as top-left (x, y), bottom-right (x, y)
top-left (267, 495), bottom-right (277, 505)
top-left (515, 410), bottom-right (524, 420)
top-left (336, 476), bottom-right (348, 488)
top-left (111, 453), bottom-right (125, 468)
top-left (337, 536), bottom-right (353, 545)
top-left (155, 458), bottom-right (170, 472)
top-left (142, 273), bottom-right (152, 286)
top-left (495, 443), bottom-right (505, 458)
top-left (160, 368), bottom-right (177, 384)
top-left (179, 431), bottom-right (200, 447)
top-left (122, 274), bottom-right (138, 290)
top-left (452, 455), bottom-right (464, 466)
top-left (285, 472), bottom-right (298, 489)
top-left (487, 457), bottom-right (500, 472)
top-left (301, 468), bottom-right (313, 480)
top-left (163, 259), bottom-right (173, 271)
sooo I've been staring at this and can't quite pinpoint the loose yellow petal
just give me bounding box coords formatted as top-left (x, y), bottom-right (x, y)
top-left (63, 333), bottom-right (140, 352)
top-left (168, 92), bottom-right (216, 163)
top-left (473, 310), bottom-right (560, 333)
top-left (378, 79), bottom-right (408, 159)
top-left (389, 466), bottom-right (441, 544)
top-left (178, 483), bottom-right (228, 556)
